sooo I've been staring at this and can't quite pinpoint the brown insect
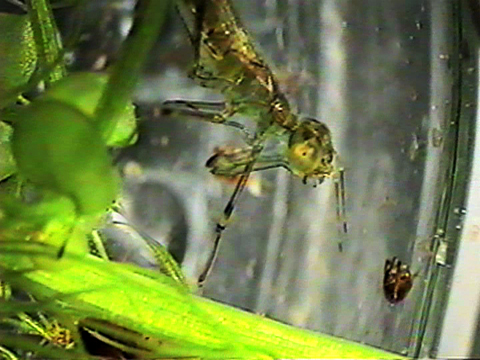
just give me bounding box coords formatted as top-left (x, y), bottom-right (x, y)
top-left (383, 257), bottom-right (416, 304)
top-left (164, 0), bottom-right (346, 285)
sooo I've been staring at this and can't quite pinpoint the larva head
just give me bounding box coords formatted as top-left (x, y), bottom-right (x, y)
top-left (287, 118), bottom-right (335, 184)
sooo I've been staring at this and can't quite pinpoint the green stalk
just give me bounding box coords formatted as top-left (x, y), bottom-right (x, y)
top-left (94, 0), bottom-right (171, 143)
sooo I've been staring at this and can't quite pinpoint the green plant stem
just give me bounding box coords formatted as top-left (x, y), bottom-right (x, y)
top-left (0, 344), bottom-right (17, 360)
top-left (94, 0), bottom-right (171, 143)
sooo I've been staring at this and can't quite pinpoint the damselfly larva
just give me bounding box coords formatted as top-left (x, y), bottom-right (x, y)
top-left (163, 0), bottom-right (346, 285)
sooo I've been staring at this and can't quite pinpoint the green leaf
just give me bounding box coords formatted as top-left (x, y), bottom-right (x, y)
top-left (27, 0), bottom-right (66, 84)
top-left (0, 244), bottom-right (405, 360)
top-left (0, 13), bottom-right (36, 108)
top-left (0, 122), bottom-right (16, 182)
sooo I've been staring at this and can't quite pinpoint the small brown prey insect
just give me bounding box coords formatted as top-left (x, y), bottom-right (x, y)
top-left (383, 257), bottom-right (416, 304)
top-left (163, 0), bottom-right (346, 285)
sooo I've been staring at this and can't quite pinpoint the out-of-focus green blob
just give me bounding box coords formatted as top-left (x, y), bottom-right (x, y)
top-left (42, 72), bottom-right (137, 147)
top-left (0, 191), bottom-right (75, 229)
top-left (0, 190), bottom-right (85, 268)
top-left (0, 14), bottom-right (36, 108)
top-left (0, 122), bottom-right (16, 182)
top-left (11, 100), bottom-right (119, 216)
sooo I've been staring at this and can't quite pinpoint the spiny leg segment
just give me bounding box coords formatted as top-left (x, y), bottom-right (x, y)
top-left (160, 98), bottom-right (264, 285)
top-left (197, 145), bottom-right (263, 286)
top-left (161, 100), bottom-right (252, 139)
top-left (334, 168), bottom-right (347, 252)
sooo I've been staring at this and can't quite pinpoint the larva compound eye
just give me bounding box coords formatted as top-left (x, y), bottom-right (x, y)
top-left (287, 118), bottom-right (335, 182)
